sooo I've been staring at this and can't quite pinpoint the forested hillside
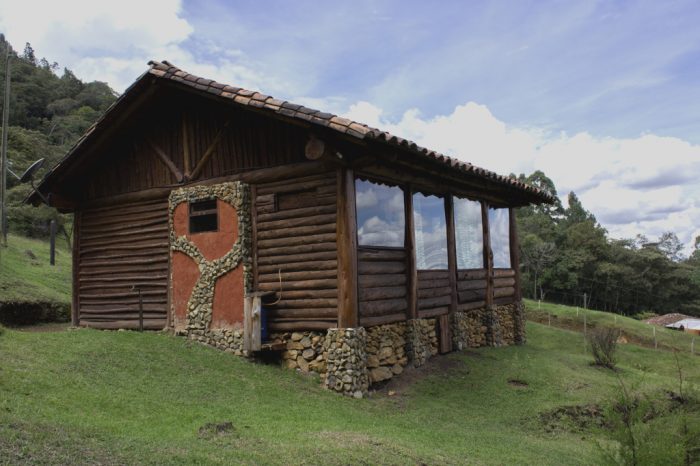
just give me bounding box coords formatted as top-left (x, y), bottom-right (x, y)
top-left (1, 36), bottom-right (698, 318)
top-left (0, 36), bottom-right (117, 241)
top-left (515, 171), bottom-right (700, 317)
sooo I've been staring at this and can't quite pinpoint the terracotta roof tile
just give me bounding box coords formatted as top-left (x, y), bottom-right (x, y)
top-left (36, 59), bottom-right (553, 206)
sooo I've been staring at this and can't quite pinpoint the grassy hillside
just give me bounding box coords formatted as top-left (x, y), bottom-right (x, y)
top-left (0, 234), bottom-right (71, 305)
top-left (1, 309), bottom-right (698, 464)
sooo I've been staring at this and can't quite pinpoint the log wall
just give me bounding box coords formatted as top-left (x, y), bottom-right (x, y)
top-left (493, 269), bottom-right (517, 305)
top-left (358, 248), bottom-right (408, 326)
top-left (254, 172), bottom-right (339, 331)
top-left (417, 270), bottom-right (451, 318)
top-left (456, 269), bottom-right (488, 311)
top-left (77, 197), bottom-right (170, 329)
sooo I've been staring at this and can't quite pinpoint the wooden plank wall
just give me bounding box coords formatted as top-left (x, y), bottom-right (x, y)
top-left (493, 269), bottom-right (517, 305)
top-left (254, 172), bottom-right (338, 331)
top-left (81, 96), bottom-right (307, 201)
top-left (417, 270), bottom-right (451, 318)
top-left (77, 197), bottom-right (170, 329)
top-left (456, 269), bottom-right (488, 311)
top-left (358, 248), bottom-right (408, 326)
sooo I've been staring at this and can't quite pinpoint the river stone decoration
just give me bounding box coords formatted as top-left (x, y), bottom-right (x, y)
top-left (169, 182), bottom-right (252, 332)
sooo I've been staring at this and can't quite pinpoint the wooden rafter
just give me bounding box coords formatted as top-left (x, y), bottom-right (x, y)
top-left (189, 120), bottom-right (231, 181)
top-left (146, 138), bottom-right (184, 183)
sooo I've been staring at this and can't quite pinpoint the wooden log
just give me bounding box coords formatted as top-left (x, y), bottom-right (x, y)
top-left (493, 269), bottom-right (515, 278)
top-left (359, 313), bottom-right (406, 327)
top-left (78, 264), bottom-right (169, 276)
top-left (255, 173), bottom-right (334, 195)
top-left (256, 223), bottom-right (335, 241)
top-left (79, 304), bottom-right (165, 313)
top-left (256, 233), bottom-right (337, 249)
top-left (78, 274), bottom-right (168, 283)
top-left (417, 279), bottom-right (451, 290)
top-left (277, 193), bottom-right (336, 211)
top-left (509, 207), bottom-right (522, 302)
top-left (256, 204), bottom-right (336, 223)
top-left (457, 300), bottom-right (486, 311)
top-left (358, 261), bottom-right (406, 275)
top-left (255, 193), bottom-right (276, 214)
top-left (494, 296), bottom-right (516, 306)
top-left (266, 307), bottom-right (338, 318)
top-left (305, 135), bottom-right (326, 160)
top-left (359, 298), bottom-right (408, 317)
top-left (80, 257), bottom-right (169, 268)
top-left (79, 312), bottom-right (165, 320)
top-left (493, 277), bottom-right (516, 287)
top-left (419, 307), bottom-right (449, 319)
top-left (257, 260), bottom-right (337, 274)
top-left (80, 217), bottom-right (166, 235)
top-left (417, 286), bottom-right (452, 299)
top-left (146, 137), bottom-right (184, 182)
top-left (439, 313), bottom-right (452, 353)
top-left (457, 269), bottom-right (487, 280)
top-left (257, 278), bottom-right (338, 291)
top-left (445, 194), bottom-right (458, 314)
top-left (182, 113), bottom-right (191, 177)
top-left (405, 187), bottom-right (417, 320)
top-left (80, 319), bottom-right (165, 330)
top-left (459, 289), bottom-right (487, 303)
top-left (267, 320), bottom-right (336, 331)
top-left (80, 241), bottom-right (169, 256)
top-left (72, 211), bottom-right (81, 326)
top-left (256, 251), bottom-right (337, 266)
top-left (190, 120), bottom-right (230, 180)
top-left (258, 269), bottom-right (336, 283)
top-left (80, 225), bottom-right (170, 242)
top-left (357, 248), bottom-right (406, 262)
top-left (79, 283), bottom-right (167, 291)
top-left (256, 241), bottom-right (336, 258)
top-left (359, 286), bottom-right (407, 302)
top-left (493, 287), bottom-right (515, 298)
top-left (482, 202), bottom-right (493, 307)
top-left (256, 213), bottom-right (336, 231)
top-left (418, 295), bottom-right (452, 310)
top-left (457, 279), bottom-right (488, 291)
top-left (358, 273), bottom-right (406, 288)
top-left (417, 270), bottom-right (450, 281)
top-left (276, 298), bottom-right (338, 309)
top-left (336, 167), bottom-right (359, 328)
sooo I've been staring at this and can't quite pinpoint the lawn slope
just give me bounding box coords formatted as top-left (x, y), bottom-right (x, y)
top-left (1, 310), bottom-right (698, 465)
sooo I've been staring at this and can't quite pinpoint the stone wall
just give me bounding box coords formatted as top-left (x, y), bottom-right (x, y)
top-left (324, 328), bottom-right (369, 398)
top-left (451, 302), bottom-right (524, 349)
top-left (180, 327), bottom-right (245, 355)
top-left (269, 331), bottom-right (327, 374)
top-left (365, 323), bottom-right (408, 384)
top-left (406, 318), bottom-right (438, 367)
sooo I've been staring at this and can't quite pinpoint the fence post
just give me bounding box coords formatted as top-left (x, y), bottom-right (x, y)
top-left (653, 326), bottom-right (657, 350)
top-left (692, 337), bottom-right (695, 356)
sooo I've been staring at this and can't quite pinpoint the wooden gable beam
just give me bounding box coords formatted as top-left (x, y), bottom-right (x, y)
top-left (146, 138), bottom-right (184, 183)
top-left (189, 120), bottom-right (231, 181)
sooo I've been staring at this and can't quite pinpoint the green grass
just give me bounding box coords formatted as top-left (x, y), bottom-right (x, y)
top-left (525, 298), bottom-right (698, 354)
top-left (1, 311), bottom-right (698, 465)
top-left (0, 234), bottom-right (71, 304)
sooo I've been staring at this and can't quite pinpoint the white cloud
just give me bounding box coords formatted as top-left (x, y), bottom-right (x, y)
top-left (343, 101), bottom-right (700, 254)
top-left (0, 0), bottom-right (282, 93)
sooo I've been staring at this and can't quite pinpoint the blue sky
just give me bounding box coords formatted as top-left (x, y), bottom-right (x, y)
top-left (1, 0), bottom-right (699, 251)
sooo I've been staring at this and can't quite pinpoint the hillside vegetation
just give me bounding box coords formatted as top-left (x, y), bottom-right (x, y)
top-left (1, 304), bottom-right (698, 465)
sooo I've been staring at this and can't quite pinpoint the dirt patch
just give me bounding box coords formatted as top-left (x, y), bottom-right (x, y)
top-left (375, 355), bottom-right (467, 394)
top-left (540, 404), bottom-right (609, 433)
top-left (0, 301), bottom-right (70, 326)
top-left (198, 421), bottom-right (238, 439)
top-left (508, 378), bottom-right (529, 388)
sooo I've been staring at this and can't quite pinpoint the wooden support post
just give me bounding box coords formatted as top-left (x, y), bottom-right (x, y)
top-left (336, 168), bottom-right (358, 328)
top-left (481, 202), bottom-right (493, 307)
top-left (405, 187), bottom-right (418, 320)
top-left (509, 207), bottom-right (521, 301)
top-left (71, 211), bottom-right (80, 327)
top-left (445, 194), bottom-right (458, 312)
top-left (49, 219), bottom-right (56, 266)
top-left (182, 113), bottom-right (191, 178)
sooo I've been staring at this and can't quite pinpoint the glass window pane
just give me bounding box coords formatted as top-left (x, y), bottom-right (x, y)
top-left (413, 193), bottom-right (448, 270)
top-left (489, 208), bottom-right (511, 269)
top-left (454, 197), bottom-right (483, 269)
top-left (355, 179), bottom-right (405, 247)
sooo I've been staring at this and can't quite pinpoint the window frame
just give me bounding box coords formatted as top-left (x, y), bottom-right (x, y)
top-left (188, 198), bottom-right (219, 234)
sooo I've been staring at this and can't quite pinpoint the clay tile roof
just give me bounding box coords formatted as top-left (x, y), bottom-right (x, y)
top-left (28, 60), bottom-right (556, 206)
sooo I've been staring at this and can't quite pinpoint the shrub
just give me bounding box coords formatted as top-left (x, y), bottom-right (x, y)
top-left (589, 327), bottom-right (618, 369)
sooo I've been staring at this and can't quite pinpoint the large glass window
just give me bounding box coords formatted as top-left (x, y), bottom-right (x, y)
top-left (489, 208), bottom-right (511, 268)
top-left (454, 197), bottom-right (484, 269)
top-left (355, 179), bottom-right (405, 247)
top-left (413, 193), bottom-right (448, 269)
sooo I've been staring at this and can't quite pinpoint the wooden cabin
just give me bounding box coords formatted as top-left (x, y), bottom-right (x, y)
top-left (30, 61), bottom-right (553, 396)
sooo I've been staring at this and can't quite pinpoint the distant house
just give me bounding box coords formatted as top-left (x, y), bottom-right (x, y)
top-left (665, 319), bottom-right (700, 335)
top-left (29, 61), bottom-right (552, 396)
top-left (645, 313), bottom-right (693, 327)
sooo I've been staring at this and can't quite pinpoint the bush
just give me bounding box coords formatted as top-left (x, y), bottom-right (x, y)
top-left (589, 327), bottom-right (618, 369)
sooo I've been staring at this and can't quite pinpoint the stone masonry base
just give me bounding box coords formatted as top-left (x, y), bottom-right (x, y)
top-left (178, 302), bottom-right (524, 397)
